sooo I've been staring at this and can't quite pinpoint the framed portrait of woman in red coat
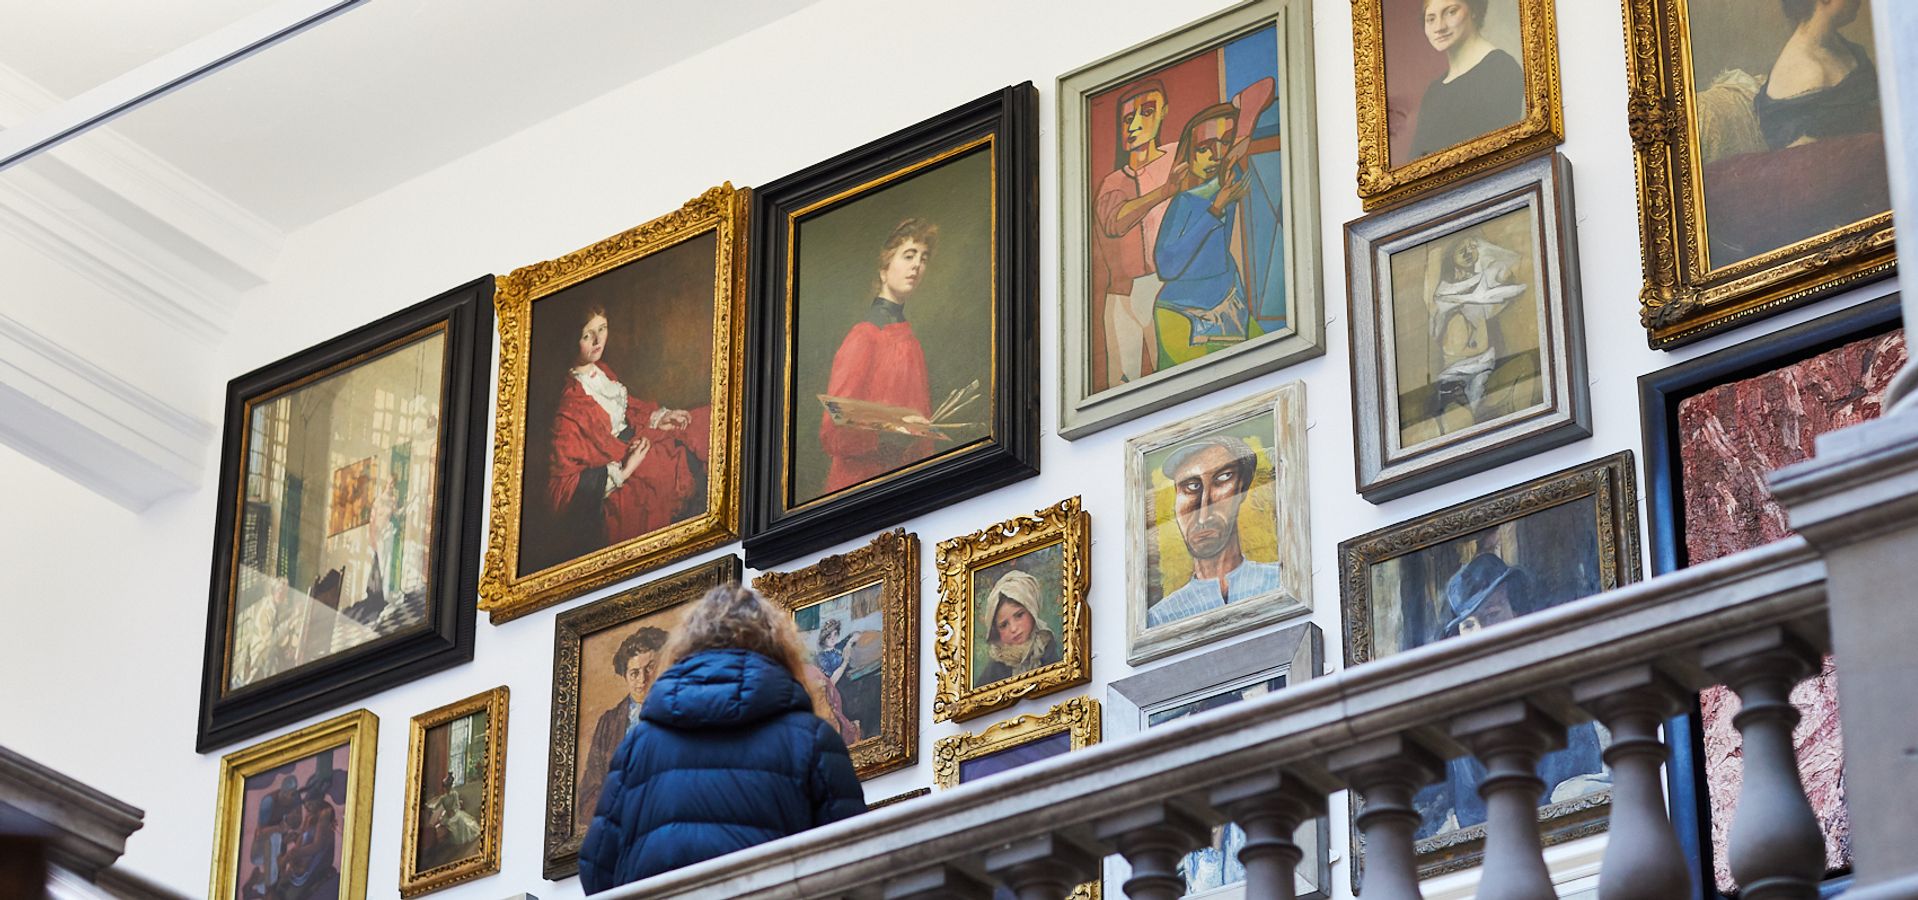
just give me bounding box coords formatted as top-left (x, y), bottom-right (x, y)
top-left (479, 185), bottom-right (748, 622)
top-left (744, 85), bottom-right (1041, 567)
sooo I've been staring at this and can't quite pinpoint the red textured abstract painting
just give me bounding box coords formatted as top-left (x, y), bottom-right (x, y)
top-left (1677, 326), bottom-right (1904, 892)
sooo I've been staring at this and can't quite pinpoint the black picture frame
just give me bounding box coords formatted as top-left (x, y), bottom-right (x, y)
top-left (743, 83), bottom-right (1041, 568)
top-left (196, 276), bottom-right (493, 752)
top-left (1638, 293), bottom-right (1898, 900)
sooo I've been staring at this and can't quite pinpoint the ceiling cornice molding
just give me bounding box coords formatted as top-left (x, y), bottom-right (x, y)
top-left (0, 312), bottom-right (212, 511)
top-left (0, 62), bottom-right (284, 341)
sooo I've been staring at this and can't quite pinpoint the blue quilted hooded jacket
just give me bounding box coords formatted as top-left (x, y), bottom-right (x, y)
top-left (577, 648), bottom-right (866, 893)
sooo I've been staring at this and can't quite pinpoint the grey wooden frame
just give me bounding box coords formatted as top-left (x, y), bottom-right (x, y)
top-left (1123, 384), bottom-right (1312, 664)
top-left (1056, 0), bottom-right (1324, 439)
top-left (1346, 152), bottom-right (1590, 503)
top-left (1104, 622), bottom-right (1329, 899)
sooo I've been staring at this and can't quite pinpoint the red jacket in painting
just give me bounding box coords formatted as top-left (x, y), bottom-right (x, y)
top-left (547, 362), bottom-right (710, 545)
top-left (819, 300), bottom-right (932, 496)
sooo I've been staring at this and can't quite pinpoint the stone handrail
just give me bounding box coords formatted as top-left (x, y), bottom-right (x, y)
top-left (599, 536), bottom-right (1828, 900)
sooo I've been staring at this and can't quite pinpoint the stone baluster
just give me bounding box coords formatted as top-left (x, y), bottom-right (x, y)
top-left (884, 862), bottom-right (995, 900)
top-left (1572, 665), bottom-right (1692, 900)
top-left (1093, 802), bottom-right (1209, 900)
top-left (1701, 627), bottom-right (1824, 900)
top-left (1449, 701), bottom-right (1564, 900)
top-left (1209, 770), bottom-right (1325, 900)
top-left (1327, 735), bottom-right (1444, 900)
top-left (983, 833), bottom-right (1099, 900)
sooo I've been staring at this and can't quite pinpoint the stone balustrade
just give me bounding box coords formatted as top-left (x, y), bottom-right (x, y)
top-left (597, 536), bottom-right (1834, 900)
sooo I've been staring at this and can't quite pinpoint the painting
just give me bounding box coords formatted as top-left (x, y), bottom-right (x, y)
top-left (399, 687), bottom-right (508, 897)
top-left (1125, 384), bottom-right (1311, 664)
top-left (1105, 623), bottom-right (1329, 899)
top-left (209, 709), bottom-right (376, 900)
top-left (480, 184), bottom-right (747, 622)
top-left (755, 529), bottom-right (919, 779)
top-left (1347, 152), bottom-right (1588, 502)
top-left (1352, 0), bottom-right (1561, 209)
top-left (543, 555), bottom-right (740, 879)
top-left (746, 85), bottom-right (1040, 567)
top-left (933, 697), bottom-right (1102, 900)
top-left (934, 498), bottom-right (1091, 722)
top-left (1059, 0), bottom-right (1324, 439)
top-left (1625, 0), bottom-right (1893, 347)
top-left (1639, 294), bottom-right (1902, 896)
top-left (198, 277), bottom-right (489, 752)
top-left (1339, 451), bottom-right (1639, 879)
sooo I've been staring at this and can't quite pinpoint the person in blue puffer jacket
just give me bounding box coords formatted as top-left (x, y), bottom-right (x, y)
top-left (577, 583), bottom-right (867, 893)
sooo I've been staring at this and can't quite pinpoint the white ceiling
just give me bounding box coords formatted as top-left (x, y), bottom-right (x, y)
top-left (3, 0), bottom-right (822, 229)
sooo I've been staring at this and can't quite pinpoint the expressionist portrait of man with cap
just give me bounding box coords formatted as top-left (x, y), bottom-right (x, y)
top-left (1147, 434), bottom-right (1284, 628)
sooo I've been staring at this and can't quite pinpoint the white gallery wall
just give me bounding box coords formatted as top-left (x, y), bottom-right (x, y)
top-left (0, 0), bottom-right (1895, 897)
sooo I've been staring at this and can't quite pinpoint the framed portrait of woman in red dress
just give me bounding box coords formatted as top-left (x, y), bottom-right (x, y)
top-left (744, 85), bottom-right (1041, 567)
top-left (479, 184), bottom-right (748, 622)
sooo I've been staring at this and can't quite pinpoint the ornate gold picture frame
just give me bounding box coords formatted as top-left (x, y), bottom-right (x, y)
top-left (399, 687), bottom-right (508, 897)
top-left (480, 184), bottom-right (748, 623)
top-left (755, 529), bottom-right (919, 780)
top-left (933, 696), bottom-right (1101, 900)
top-left (208, 709), bottom-right (378, 900)
top-left (1352, 0), bottom-right (1563, 210)
top-left (1623, 0), bottom-right (1894, 347)
top-left (934, 497), bottom-right (1091, 723)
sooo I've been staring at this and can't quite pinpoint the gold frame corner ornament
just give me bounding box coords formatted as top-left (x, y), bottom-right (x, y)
top-left (1621, 0), bottom-right (1896, 348)
top-left (933, 497), bottom-right (1093, 723)
top-left (479, 183), bottom-right (750, 623)
top-left (398, 686), bottom-right (510, 897)
top-left (1351, 0), bottom-right (1565, 210)
top-left (754, 529), bottom-right (920, 779)
top-left (208, 709), bottom-right (379, 900)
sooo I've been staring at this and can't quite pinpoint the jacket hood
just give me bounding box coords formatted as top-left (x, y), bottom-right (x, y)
top-left (640, 649), bottom-right (812, 730)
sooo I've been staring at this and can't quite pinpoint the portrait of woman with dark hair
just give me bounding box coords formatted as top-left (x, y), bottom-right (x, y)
top-left (1405, 0), bottom-right (1525, 160)
top-left (544, 305), bottom-right (710, 558)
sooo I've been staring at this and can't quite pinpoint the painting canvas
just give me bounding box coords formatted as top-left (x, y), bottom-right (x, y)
top-left (1340, 452), bottom-right (1638, 877)
top-left (1383, 0), bottom-right (1527, 168)
top-left (795, 583), bottom-right (886, 744)
top-left (200, 278), bottom-right (487, 752)
top-left (517, 232), bottom-right (717, 577)
top-left (746, 85), bottom-right (1039, 567)
top-left (233, 746), bottom-right (350, 899)
top-left (228, 335), bottom-right (445, 693)
top-left (1684, 0), bottom-right (1887, 269)
top-left (958, 731), bottom-right (1071, 783)
top-left (1082, 22), bottom-right (1290, 393)
top-left (970, 542), bottom-right (1068, 690)
top-left (414, 710), bottom-right (490, 872)
top-left (789, 148), bottom-right (994, 507)
top-left (545, 555), bottom-right (740, 878)
top-left (1641, 297), bottom-right (1905, 894)
top-left (1126, 384), bottom-right (1311, 664)
top-left (482, 185), bottom-right (745, 622)
top-left (1388, 205), bottom-right (1542, 446)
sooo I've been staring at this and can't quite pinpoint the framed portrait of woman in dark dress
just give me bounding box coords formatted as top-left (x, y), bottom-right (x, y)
top-left (1625, 0), bottom-right (1893, 347)
top-left (744, 85), bottom-right (1040, 567)
top-left (479, 185), bottom-right (747, 622)
top-left (1352, 0), bottom-right (1563, 209)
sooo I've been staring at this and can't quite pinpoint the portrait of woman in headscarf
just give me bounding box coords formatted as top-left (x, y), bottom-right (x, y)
top-left (976, 569), bottom-right (1062, 687)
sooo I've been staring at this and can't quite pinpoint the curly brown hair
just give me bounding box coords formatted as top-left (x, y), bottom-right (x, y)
top-left (869, 217), bottom-right (940, 296)
top-left (661, 584), bottom-right (830, 718)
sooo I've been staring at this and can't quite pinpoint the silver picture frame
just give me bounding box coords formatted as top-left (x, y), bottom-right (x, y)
top-left (1104, 622), bottom-right (1330, 899)
top-left (1345, 152), bottom-right (1589, 503)
top-left (1056, 0), bottom-right (1325, 440)
top-left (1123, 384), bottom-right (1312, 664)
